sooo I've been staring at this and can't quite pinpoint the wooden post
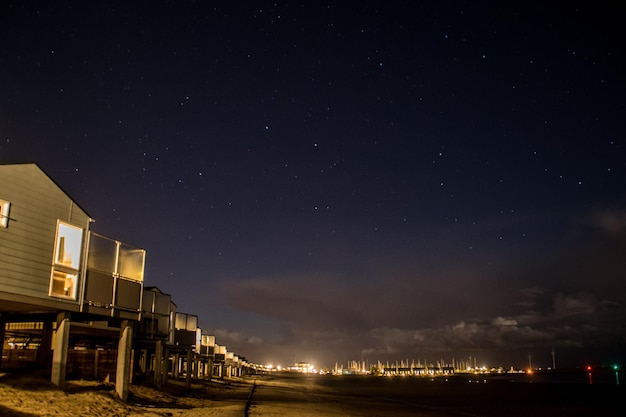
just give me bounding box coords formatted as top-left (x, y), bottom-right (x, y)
top-left (94, 349), bottom-right (100, 379)
top-left (141, 349), bottom-right (146, 375)
top-left (36, 320), bottom-right (53, 368)
top-left (139, 349), bottom-right (147, 375)
top-left (129, 349), bottom-right (134, 384)
top-left (0, 315), bottom-right (5, 369)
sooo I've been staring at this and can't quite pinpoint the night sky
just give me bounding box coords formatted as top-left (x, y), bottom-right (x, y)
top-left (2, 1), bottom-right (625, 370)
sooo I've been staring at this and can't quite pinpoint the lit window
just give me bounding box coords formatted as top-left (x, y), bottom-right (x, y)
top-left (50, 221), bottom-right (84, 299)
top-left (0, 200), bottom-right (10, 228)
top-left (54, 222), bottom-right (83, 269)
top-left (50, 270), bottom-right (78, 298)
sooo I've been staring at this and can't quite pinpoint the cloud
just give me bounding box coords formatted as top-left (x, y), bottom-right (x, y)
top-left (217, 273), bottom-right (369, 330)
top-left (363, 319), bottom-right (553, 360)
top-left (587, 208), bottom-right (626, 235)
top-left (520, 287), bottom-right (545, 298)
top-left (210, 282), bottom-right (626, 368)
top-left (217, 264), bottom-right (516, 332)
top-left (206, 206), bottom-right (626, 368)
top-left (492, 316), bottom-right (518, 326)
top-left (209, 328), bottom-right (264, 345)
top-left (553, 292), bottom-right (598, 317)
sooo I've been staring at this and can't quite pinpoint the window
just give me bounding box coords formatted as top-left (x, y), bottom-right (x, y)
top-left (54, 222), bottom-right (83, 269)
top-left (0, 199), bottom-right (10, 228)
top-left (50, 270), bottom-right (79, 298)
top-left (50, 221), bottom-right (84, 299)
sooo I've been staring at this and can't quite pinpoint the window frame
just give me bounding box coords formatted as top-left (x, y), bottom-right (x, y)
top-left (0, 199), bottom-right (10, 228)
top-left (49, 220), bottom-right (84, 300)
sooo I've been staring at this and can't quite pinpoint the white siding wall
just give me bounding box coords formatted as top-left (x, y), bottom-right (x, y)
top-left (0, 164), bottom-right (90, 302)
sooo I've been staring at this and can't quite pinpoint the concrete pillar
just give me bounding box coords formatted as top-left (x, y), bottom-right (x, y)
top-left (163, 347), bottom-right (170, 385)
top-left (154, 340), bottom-right (163, 388)
top-left (185, 350), bottom-right (192, 388)
top-left (194, 356), bottom-right (200, 380)
top-left (51, 312), bottom-right (71, 389)
top-left (115, 320), bottom-right (133, 401)
top-left (207, 357), bottom-right (214, 379)
top-left (140, 349), bottom-right (148, 375)
top-left (173, 353), bottom-right (180, 378)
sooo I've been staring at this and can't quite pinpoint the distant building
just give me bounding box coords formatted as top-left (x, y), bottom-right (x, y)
top-left (289, 361), bottom-right (316, 373)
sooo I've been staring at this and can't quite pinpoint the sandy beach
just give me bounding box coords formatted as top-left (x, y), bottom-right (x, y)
top-left (2, 370), bottom-right (626, 417)
top-left (0, 369), bottom-right (253, 417)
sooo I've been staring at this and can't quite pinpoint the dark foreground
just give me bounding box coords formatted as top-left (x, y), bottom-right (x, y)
top-left (2, 369), bottom-right (624, 416)
top-left (249, 372), bottom-right (626, 417)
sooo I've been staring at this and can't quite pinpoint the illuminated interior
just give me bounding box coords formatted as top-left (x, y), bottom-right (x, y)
top-left (54, 222), bottom-right (83, 269)
top-left (50, 270), bottom-right (78, 298)
top-left (50, 221), bottom-right (84, 299)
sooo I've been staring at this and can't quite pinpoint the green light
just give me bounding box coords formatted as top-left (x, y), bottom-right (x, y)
top-left (614, 365), bottom-right (619, 371)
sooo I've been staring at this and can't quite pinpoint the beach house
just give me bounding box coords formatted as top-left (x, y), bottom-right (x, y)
top-left (0, 163), bottom-right (145, 400)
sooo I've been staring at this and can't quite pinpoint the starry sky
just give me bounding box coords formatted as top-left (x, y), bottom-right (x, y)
top-left (1, 1), bottom-right (625, 370)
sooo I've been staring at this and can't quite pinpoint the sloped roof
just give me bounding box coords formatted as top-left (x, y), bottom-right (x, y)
top-left (0, 162), bottom-right (93, 219)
